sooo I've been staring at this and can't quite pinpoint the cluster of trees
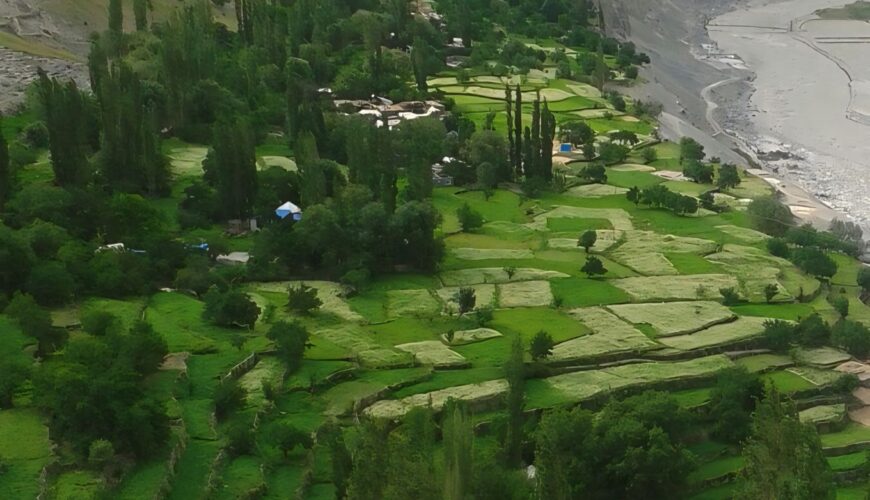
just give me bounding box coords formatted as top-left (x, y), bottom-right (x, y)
top-left (626, 184), bottom-right (699, 215)
top-left (1, 292), bottom-right (171, 459)
top-left (504, 87), bottom-right (555, 182)
top-left (763, 310), bottom-right (870, 357)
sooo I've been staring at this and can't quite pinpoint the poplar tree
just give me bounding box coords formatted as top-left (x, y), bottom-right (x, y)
top-left (504, 335), bottom-right (525, 467)
top-left (108, 0), bottom-right (124, 55)
top-left (36, 70), bottom-right (91, 187)
top-left (443, 401), bottom-right (473, 500)
top-left (212, 117), bottom-right (258, 219)
top-left (96, 63), bottom-right (169, 194)
top-left (505, 85), bottom-right (515, 177)
top-left (736, 388), bottom-right (834, 499)
top-left (0, 115), bottom-right (9, 209)
top-left (514, 85), bottom-right (523, 177)
top-left (540, 101), bottom-right (556, 180)
top-left (347, 420), bottom-right (389, 500)
top-left (133, 0), bottom-right (149, 31)
top-left (531, 91), bottom-right (542, 178)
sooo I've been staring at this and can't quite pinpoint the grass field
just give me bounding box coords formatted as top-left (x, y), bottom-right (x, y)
top-left (0, 409), bottom-right (53, 499)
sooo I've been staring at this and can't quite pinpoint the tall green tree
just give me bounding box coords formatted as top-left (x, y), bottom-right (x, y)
top-left (0, 115), bottom-right (9, 209)
top-left (133, 0), bottom-right (149, 31)
top-left (540, 101), bottom-right (556, 180)
top-left (36, 70), bottom-right (91, 187)
top-left (735, 387), bottom-right (834, 500)
top-left (267, 321), bottom-right (310, 374)
top-left (212, 117), bottom-right (258, 219)
top-left (347, 420), bottom-right (390, 500)
top-left (504, 335), bottom-right (525, 467)
top-left (443, 401), bottom-right (473, 500)
top-left (505, 85), bottom-right (516, 176)
top-left (108, 0), bottom-right (124, 54)
top-left (411, 36), bottom-right (439, 93)
top-left (514, 85), bottom-right (523, 178)
top-left (396, 117), bottom-right (445, 201)
top-left (95, 62), bottom-right (169, 194)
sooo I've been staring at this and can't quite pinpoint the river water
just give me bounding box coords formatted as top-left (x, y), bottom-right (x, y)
top-left (705, 0), bottom-right (870, 233)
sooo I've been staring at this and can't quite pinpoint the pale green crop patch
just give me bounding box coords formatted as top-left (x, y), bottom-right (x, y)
top-left (657, 316), bottom-right (768, 351)
top-left (544, 355), bottom-right (734, 403)
top-left (442, 328), bottom-right (503, 346)
top-left (395, 341), bottom-right (468, 368)
top-left (611, 274), bottom-right (740, 301)
top-left (497, 280), bottom-right (554, 308)
top-left (364, 379), bottom-right (509, 419)
top-left (548, 229), bottom-right (623, 253)
top-left (551, 307), bottom-right (658, 362)
top-left (793, 347), bottom-right (852, 368)
top-left (440, 267), bottom-right (570, 286)
top-left (799, 404), bottom-right (846, 425)
top-left (386, 289), bottom-right (442, 317)
top-left (252, 281), bottom-right (363, 322)
top-left (435, 285), bottom-right (497, 313)
top-left (315, 325), bottom-right (412, 368)
top-left (450, 248), bottom-right (535, 260)
top-left (608, 301), bottom-right (737, 337)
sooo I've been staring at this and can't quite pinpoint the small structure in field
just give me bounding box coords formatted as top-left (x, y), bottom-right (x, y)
top-left (216, 252), bottom-right (250, 266)
top-left (227, 218), bottom-right (258, 235)
top-left (275, 201), bottom-right (303, 221)
top-left (431, 156), bottom-right (456, 187)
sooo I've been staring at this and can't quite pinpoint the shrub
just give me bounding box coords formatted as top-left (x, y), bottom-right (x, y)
top-left (763, 319), bottom-right (796, 352)
top-left (88, 439), bottom-right (115, 469)
top-left (286, 283), bottom-right (322, 315)
top-left (767, 238), bottom-right (790, 258)
top-left (214, 378), bottom-right (246, 421)
top-left (81, 310), bottom-right (120, 336)
top-left (457, 203), bottom-right (484, 232)
top-left (530, 331), bottom-right (554, 360)
top-left (719, 287), bottom-right (740, 306)
top-left (796, 314), bottom-right (831, 347)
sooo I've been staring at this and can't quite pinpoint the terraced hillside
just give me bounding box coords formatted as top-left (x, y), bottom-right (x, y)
top-left (2, 13), bottom-right (869, 498)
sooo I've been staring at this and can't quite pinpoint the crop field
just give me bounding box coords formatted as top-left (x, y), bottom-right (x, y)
top-left (394, 341), bottom-right (466, 368)
top-left (435, 284), bottom-right (497, 313)
top-left (735, 354), bottom-right (794, 372)
top-left (610, 251), bottom-right (678, 275)
top-left (364, 379), bottom-right (510, 419)
top-left (793, 347), bottom-right (852, 368)
top-left (443, 328), bottom-right (503, 345)
top-left (450, 248), bottom-right (534, 260)
top-left (497, 280), bottom-right (554, 308)
top-left (799, 404), bottom-right (846, 425)
top-left (543, 355), bottom-right (734, 403)
top-left (439, 267), bottom-right (570, 286)
top-left (608, 301), bottom-right (737, 336)
top-left (551, 308), bottom-right (659, 362)
top-left (658, 316), bottom-right (769, 351)
top-left (611, 274), bottom-right (741, 301)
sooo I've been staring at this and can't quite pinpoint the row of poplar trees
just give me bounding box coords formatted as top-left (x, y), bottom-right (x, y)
top-left (505, 85), bottom-right (556, 181)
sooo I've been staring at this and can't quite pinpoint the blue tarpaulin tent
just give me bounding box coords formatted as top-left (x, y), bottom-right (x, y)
top-left (276, 201), bottom-right (303, 221)
top-left (560, 143), bottom-right (572, 153)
